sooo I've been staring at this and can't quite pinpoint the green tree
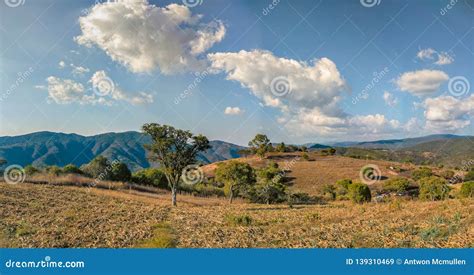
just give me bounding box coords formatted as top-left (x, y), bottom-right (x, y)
top-left (45, 165), bottom-right (62, 176)
top-left (81, 156), bottom-right (112, 179)
top-left (132, 168), bottom-right (168, 189)
top-left (383, 177), bottom-right (410, 193)
top-left (335, 179), bottom-right (352, 197)
top-left (62, 164), bottom-right (83, 174)
top-left (250, 162), bottom-right (287, 204)
top-left (111, 162), bottom-right (132, 182)
top-left (418, 176), bottom-right (450, 201)
top-left (142, 123), bottom-right (210, 206)
top-left (276, 142), bottom-right (286, 153)
top-left (248, 134), bottom-right (270, 158)
top-left (348, 182), bottom-right (371, 203)
top-left (215, 161), bottom-right (256, 204)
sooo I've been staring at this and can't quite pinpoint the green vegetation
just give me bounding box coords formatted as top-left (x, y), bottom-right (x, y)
top-left (459, 182), bottom-right (474, 198)
top-left (412, 167), bottom-right (433, 180)
top-left (137, 223), bottom-right (177, 248)
top-left (110, 162), bottom-right (131, 182)
top-left (418, 177), bottom-right (450, 201)
top-left (248, 134), bottom-right (271, 158)
top-left (348, 182), bottom-right (371, 203)
top-left (439, 170), bottom-right (455, 180)
top-left (62, 164), bottom-right (82, 175)
top-left (132, 168), bottom-right (168, 189)
top-left (464, 170), bottom-right (474, 182)
top-left (81, 156), bottom-right (112, 179)
top-left (24, 165), bottom-right (40, 176)
top-left (142, 123), bottom-right (210, 206)
top-left (250, 163), bottom-right (287, 204)
top-left (383, 177), bottom-right (410, 193)
top-left (215, 161), bottom-right (256, 204)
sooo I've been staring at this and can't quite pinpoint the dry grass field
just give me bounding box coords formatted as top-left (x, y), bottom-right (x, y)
top-left (1, 182), bottom-right (472, 248)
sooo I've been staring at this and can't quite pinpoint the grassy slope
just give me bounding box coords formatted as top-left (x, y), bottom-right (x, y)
top-left (1, 183), bottom-right (472, 248)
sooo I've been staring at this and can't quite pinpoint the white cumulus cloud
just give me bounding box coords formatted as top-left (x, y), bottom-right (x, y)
top-left (396, 69), bottom-right (449, 96)
top-left (42, 77), bottom-right (100, 105)
top-left (422, 94), bottom-right (474, 131)
top-left (75, 0), bottom-right (226, 74)
top-left (224, 106), bottom-right (243, 115)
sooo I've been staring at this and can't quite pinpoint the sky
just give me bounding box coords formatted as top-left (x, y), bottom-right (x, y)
top-left (0, 0), bottom-right (473, 146)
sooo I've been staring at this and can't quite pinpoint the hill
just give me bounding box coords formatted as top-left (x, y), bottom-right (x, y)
top-left (0, 131), bottom-right (245, 171)
top-left (333, 134), bottom-right (466, 149)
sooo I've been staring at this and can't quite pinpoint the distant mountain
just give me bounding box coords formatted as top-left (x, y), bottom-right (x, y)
top-left (0, 131), bottom-right (245, 171)
top-left (333, 134), bottom-right (466, 149)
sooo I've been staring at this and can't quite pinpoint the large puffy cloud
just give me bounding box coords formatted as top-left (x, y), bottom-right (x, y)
top-left (422, 94), bottom-right (474, 131)
top-left (396, 69), bottom-right (449, 96)
top-left (208, 50), bottom-right (348, 116)
top-left (75, 0), bottom-right (225, 74)
top-left (209, 49), bottom-right (408, 139)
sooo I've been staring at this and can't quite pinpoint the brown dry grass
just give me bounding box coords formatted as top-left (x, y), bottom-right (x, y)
top-left (1, 182), bottom-right (472, 248)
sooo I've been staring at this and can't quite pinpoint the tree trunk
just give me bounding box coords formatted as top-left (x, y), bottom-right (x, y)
top-left (229, 189), bottom-right (233, 204)
top-left (171, 186), bottom-right (177, 207)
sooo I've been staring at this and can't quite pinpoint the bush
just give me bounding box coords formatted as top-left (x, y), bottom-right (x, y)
top-left (321, 184), bottom-right (336, 200)
top-left (459, 181), bottom-right (474, 198)
top-left (288, 192), bottom-right (322, 205)
top-left (383, 177), bottom-right (410, 193)
top-left (249, 181), bottom-right (287, 204)
top-left (62, 164), bottom-right (82, 175)
top-left (111, 162), bottom-right (131, 182)
top-left (335, 179), bottom-right (352, 197)
top-left (464, 170), bottom-right (474, 182)
top-left (348, 182), bottom-right (371, 203)
top-left (45, 165), bottom-right (62, 176)
top-left (24, 165), bottom-right (40, 176)
top-left (418, 177), bottom-right (450, 201)
top-left (412, 167), bottom-right (433, 180)
top-left (132, 168), bottom-right (168, 189)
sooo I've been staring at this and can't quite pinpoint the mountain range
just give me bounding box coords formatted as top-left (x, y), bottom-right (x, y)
top-left (0, 132), bottom-right (472, 171)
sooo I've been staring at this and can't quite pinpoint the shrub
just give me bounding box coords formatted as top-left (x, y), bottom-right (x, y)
top-left (288, 192), bottom-right (322, 205)
top-left (302, 153), bottom-right (309, 161)
top-left (335, 179), bottom-right (352, 197)
top-left (412, 167), bottom-right (433, 180)
top-left (459, 181), bottom-right (474, 198)
top-left (321, 184), bottom-right (336, 200)
top-left (383, 177), bottom-right (410, 193)
top-left (62, 164), bottom-right (82, 175)
top-left (464, 170), bottom-right (474, 182)
top-left (249, 181), bottom-right (287, 204)
top-left (215, 161), bottom-right (256, 203)
top-left (110, 162), bottom-right (131, 182)
top-left (24, 165), bottom-right (40, 176)
top-left (418, 177), bottom-right (450, 201)
top-left (132, 168), bottom-right (168, 189)
top-left (440, 170), bottom-right (455, 180)
top-left (348, 182), bottom-right (371, 203)
top-left (45, 165), bottom-right (62, 176)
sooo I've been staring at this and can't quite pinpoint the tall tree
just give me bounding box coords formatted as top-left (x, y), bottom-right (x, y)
top-left (142, 123), bottom-right (210, 206)
top-left (248, 134), bottom-right (270, 158)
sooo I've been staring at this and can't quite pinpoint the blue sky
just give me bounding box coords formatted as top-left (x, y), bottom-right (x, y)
top-left (0, 0), bottom-right (473, 146)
